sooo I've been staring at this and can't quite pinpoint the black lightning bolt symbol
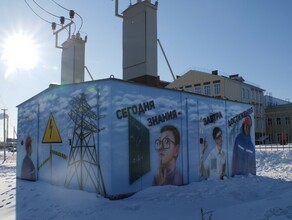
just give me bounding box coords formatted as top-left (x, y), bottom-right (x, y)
top-left (49, 118), bottom-right (53, 139)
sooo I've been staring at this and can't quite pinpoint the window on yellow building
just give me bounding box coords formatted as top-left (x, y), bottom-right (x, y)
top-left (204, 85), bottom-right (210, 95)
top-left (214, 83), bottom-right (221, 95)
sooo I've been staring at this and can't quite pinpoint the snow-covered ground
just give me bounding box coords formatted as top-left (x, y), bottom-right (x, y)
top-left (0, 148), bottom-right (291, 220)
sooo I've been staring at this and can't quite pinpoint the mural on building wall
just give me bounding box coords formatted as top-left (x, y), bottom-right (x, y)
top-left (230, 113), bottom-right (255, 176)
top-left (110, 85), bottom-right (184, 195)
top-left (65, 93), bottom-right (107, 196)
top-left (198, 100), bottom-right (227, 180)
top-left (18, 104), bottom-right (39, 182)
top-left (16, 79), bottom-right (256, 197)
top-left (38, 113), bottom-right (65, 182)
top-left (21, 135), bottom-right (37, 181)
top-left (128, 114), bottom-right (150, 184)
top-left (227, 105), bottom-right (255, 176)
top-left (199, 126), bottom-right (226, 180)
top-left (153, 124), bottom-right (183, 186)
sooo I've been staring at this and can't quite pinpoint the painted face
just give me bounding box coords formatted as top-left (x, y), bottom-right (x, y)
top-left (27, 144), bottom-right (32, 156)
top-left (155, 130), bottom-right (179, 167)
top-left (214, 131), bottom-right (223, 151)
top-left (244, 124), bottom-right (251, 136)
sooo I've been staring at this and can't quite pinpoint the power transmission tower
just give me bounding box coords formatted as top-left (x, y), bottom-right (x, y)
top-left (64, 93), bottom-right (106, 196)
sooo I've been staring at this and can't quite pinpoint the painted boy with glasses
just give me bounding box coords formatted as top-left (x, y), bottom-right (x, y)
top-left (153, 125), bottom-right (183, 186)
top-left (200, 127), bottom-right (226, 180)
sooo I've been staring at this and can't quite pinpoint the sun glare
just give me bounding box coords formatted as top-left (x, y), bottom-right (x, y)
top-left (1, 31), bottom-right (39, 77)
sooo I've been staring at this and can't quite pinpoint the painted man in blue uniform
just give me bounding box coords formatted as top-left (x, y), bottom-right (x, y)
top-left (232, 116), bottom-right (256, 176)
top-left (21, 136), bottom-right (36, 181)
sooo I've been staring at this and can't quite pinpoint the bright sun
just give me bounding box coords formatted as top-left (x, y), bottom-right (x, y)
top-left (1, 31), bottom-right (39, 77)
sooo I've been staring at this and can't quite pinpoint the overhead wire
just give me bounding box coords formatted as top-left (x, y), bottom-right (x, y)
top-left (24, 0), bottom-right (77, 36)
top-left (51, 0), bottom-right (84, 33)
top-left (24, 0), bottom-right (52, 24)
top-left (31, 0), bottom-right (76, 34)
top-left (32, 0), bottom-right (59, 19)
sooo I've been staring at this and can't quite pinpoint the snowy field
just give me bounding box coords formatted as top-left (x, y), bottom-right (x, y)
top-left (0, 148), bottom-right (291, 220)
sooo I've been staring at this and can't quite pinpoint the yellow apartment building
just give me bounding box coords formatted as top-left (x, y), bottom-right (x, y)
top-left (166, 70), bottom-right (265, 141)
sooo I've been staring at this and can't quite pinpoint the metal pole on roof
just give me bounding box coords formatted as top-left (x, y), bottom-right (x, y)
top-left (157, 39), bottom-right (176, 81)
top-left (115, 0), bottom-right (123, 18)
top-left (84, 66), bottom-right (94, 81)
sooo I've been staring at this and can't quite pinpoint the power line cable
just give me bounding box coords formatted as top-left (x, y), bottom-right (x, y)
top-left (24, 0), bottom-right (77, 37)
top-left (51, 0), bottom-right (84, 33)
top-left (32, 0), bottom-right (76, 33)
top-left (24, 0), bottom-right (52, 24)
top-left (32, 0), bottom-right (59, 19)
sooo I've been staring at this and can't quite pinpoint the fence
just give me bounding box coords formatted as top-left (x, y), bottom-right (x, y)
top-left (256, 143), bottom-right (292, 150)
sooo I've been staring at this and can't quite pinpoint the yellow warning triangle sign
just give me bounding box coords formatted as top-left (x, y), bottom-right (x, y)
top-left (42, 113), bottom-right (62, 143)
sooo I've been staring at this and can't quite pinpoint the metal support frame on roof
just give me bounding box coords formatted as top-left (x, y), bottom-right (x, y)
top-left (53, 21), bottom-right (74, 49)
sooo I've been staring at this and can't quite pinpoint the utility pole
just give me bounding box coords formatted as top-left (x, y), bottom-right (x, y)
top-left (2, 108), bottom-right (7, 162)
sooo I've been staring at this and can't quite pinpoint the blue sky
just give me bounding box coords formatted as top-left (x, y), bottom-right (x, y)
top-left (0, 0), bottom-right (292, 139)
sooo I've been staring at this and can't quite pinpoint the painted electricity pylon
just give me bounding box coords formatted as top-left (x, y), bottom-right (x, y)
top-left (65, 93), bottom-right (106, 196)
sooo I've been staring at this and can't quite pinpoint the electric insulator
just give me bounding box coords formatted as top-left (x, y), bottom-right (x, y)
top-left (60, 16), bottom-right (65, 25)
top-left (69, 10), bottom-right (75, 19)
top-left (51, 22), bottom-right (56, 30)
